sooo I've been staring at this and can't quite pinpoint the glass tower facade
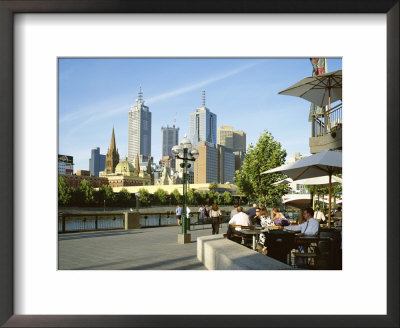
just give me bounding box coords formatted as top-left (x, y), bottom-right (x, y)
top-left (128, 87), bottom-right (152, 164)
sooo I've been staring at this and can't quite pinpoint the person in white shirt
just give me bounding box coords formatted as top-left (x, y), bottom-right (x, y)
top-left (283, 207), bottom-right (319, 236)
top-left (210, 203), bottom-right (222, 234)
top-left (314, 207), bottom-right (326, 223)
top-left (230, 204), bottom-right (239, 218)
top-left (225, 206), bottom-right (252, 242)
top-left (228, 206), bottom-right (252, 226)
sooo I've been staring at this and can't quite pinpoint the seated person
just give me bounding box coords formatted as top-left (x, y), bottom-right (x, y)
top-left (314, 207), bottom-right (326, 224)
top-left (226, 206), bottom-right (251, 242)
top-left (282, 207), bottom-right (319, 236)
top-left (251, 207), bottom-right (261, 226)
top-left (334, 206), bottom-right (342, 218)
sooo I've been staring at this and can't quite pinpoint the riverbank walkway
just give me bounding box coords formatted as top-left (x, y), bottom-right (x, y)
top-left (58, 223), bottom-right (229, 270)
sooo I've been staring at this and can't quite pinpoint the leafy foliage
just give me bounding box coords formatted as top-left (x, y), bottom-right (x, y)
top-left (138, 188), bottom-right (151, 207)
top-left (186, 188), bottom-right (195, 205)
top-left (171, 189), bottom-right (181, 205)
top-left (208, 182), bottom-right (218, 193)
top-left (117, 188), bottom-right (131, 206)
top-left (222, 191), bottom-right (233, 205)
top-left (154, 188), bottom-right (168, 205)
top-left (58, 176), bottom-right (72, 206)
top-left (234, 130), bottom-right (289, 206)
top-left (76, 179), bottom-right (95, 205)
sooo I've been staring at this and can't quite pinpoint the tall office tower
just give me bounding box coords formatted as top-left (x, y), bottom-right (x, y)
top-left (89, 147), bottom-right (106, 177)
top-left (193, 141), bottom-right (235, 184)
top-left (217, 126), bottom-right (246, 153)
top-left (232, 130), bottom-right (246, 153)
top-left (217, 145), bottom-right (235, 184)
top-left (128, 86), bottom-right (152, 164)
top-left (105, 128), bottom-right (120, 174)
top-left (189, 90), bottom-right (217, 148)
top-left (217, 126), bottom-right (234, 149)
top-left (161, 125), bottom-right (179, 157)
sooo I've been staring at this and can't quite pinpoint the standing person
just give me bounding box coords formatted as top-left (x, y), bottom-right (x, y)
top-left (176, 204), bottom-right (182, 226)
top-left (204, 205), bottom-right (210, 221)
top-left (314, 207), bottom-right (326, 223)
top-left (209, 203), bottom-right (222, 235)
top-left (198, 205), bottom-right (205, 223)
top-left (230, 204), bottom-right (239, 218)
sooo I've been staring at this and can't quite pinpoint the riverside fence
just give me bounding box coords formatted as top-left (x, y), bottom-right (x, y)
top-left (58, 211), bottom-right (231, 233)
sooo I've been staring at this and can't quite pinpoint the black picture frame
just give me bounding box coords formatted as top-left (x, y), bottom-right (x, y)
top-left (0, 1), bottom-right (398, 327)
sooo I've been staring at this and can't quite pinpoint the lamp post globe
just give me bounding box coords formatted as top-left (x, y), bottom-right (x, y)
top-left (174, 135), bottom-right (197, 244)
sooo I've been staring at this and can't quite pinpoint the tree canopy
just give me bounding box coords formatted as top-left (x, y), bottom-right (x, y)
top-left (58, 176), bottom-right (72, 206)
top-left (234, 130), bottom-right (290, 206)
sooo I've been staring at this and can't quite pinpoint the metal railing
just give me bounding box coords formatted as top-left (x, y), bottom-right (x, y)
top-left (312, 103), bottom-right (342, 137)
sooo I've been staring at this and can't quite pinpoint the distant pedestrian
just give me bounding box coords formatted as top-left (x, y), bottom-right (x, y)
top-left (204, 205), bottom-right (210, 221)
top-left (176, 204), bottom-right (182, 225)
top-left (210, 203), bottom-right (222, 235)
top-left (198, 205), bottom-right (205, 223)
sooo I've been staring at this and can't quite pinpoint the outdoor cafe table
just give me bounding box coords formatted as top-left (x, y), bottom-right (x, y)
top-left (236, 227), bottom-right (268, 250)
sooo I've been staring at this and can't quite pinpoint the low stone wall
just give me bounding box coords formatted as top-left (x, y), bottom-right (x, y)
top-left (197, 235), bottom-right (293, 270)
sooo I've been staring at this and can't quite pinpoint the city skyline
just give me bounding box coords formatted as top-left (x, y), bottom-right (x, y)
top-left (59, 58), bottom-right (342, 171)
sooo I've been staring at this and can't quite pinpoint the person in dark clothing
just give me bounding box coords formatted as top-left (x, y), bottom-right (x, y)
top-left (247, 203), bottom-right (258, 222)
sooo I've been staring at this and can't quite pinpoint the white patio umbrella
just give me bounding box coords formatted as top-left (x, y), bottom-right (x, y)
top-left (263, 149), bottom-right (342, 226)
top-left (272, 175), bottom-right (342, 211)
top-left (278, 69), bottom-right (342, 108)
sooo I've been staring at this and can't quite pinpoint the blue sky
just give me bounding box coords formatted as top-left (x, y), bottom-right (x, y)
top-left (58, 58), bottom-right (342, 171)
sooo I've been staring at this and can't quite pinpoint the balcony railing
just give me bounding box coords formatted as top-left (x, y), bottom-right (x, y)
top-left (312, 103), bottom-right (342, 137)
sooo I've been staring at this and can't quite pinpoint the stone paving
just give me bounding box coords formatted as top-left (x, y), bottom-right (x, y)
top-left (58, 223), bottom-right (229, 270)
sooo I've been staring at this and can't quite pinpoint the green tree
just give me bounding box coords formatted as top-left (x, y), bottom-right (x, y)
top-left (58, 176), bottom-right (72, 206)
top-left (138, 188), bottom-right (151, 207)
top-left (187, 188), bottom-right (195, 205)
top-left (154, 188), bottom-right (168, 205)
top-left (96, 184), bottom-right (115, 206)
top-left (171, 189), bottom-right (181, 205)
top-left (222, 191), bottom-right (233, 205)
top-left (208, 182), bottom-right (218, 193)
top-left (76, 179), bottom-right (95, 205)
top-left (234, 130), bottom-right (289, 206)
top-left (118, 188), bottom-right (131, 206)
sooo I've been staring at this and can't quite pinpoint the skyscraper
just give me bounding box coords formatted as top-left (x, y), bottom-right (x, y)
top-left (89, 147), bottom-right (106, 177)
top-left (193, 141), bottom-right (235, 184)
top-left (161, 125), bottom-right (179, 157)
top-left (105, 128), bottom-right (120, 174)
top-left (217, 125), bottom-right (246, 152)
top-left (189, 90), bottom-right (217, 148)
top-left (128, 86), bottom-right (152, 164)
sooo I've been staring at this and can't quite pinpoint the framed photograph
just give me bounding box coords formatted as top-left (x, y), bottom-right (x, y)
top-left (1, 1), bottom-right (398, 327)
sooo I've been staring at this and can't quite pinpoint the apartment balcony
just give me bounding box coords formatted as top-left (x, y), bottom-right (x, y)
top-left (309, 103), bottom-right (342, 154)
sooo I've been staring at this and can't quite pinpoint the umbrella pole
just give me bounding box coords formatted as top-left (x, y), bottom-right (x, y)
top-left (312, 186), bottom-right (316, 210)
top-left (328, 173), bottom-right (332, 227)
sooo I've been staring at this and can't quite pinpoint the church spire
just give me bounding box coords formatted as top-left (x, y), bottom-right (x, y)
top-left (105, 127), bottom-right (120, 174)
top-left (109, 127), bottom-right (116, 152)
top-left (134, 153), bottom-right (140, 176)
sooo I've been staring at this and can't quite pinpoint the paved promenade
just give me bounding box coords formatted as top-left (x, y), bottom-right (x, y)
top-left (58, 223), bottom-right (229, 270)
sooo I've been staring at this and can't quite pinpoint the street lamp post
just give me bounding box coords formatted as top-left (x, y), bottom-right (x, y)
top-left (135, 192), bottom-right (140, 212)
top-left (172, 135), bottom-right (199, 244)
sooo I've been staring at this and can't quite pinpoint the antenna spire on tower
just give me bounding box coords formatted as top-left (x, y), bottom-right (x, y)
top-left (201, 90), bottom-right (206, 107)
top-left (138, 85), bottom-right (143, 102)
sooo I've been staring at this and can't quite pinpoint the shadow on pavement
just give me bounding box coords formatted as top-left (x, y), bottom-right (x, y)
top-left (58, 229), bottom-right (144, 241)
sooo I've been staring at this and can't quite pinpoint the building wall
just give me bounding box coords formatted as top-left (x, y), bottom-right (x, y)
top-left (128, 94), bottom-right (152, 163)
top-left (161, 125), bottom-right (179, 157)
top-left (189, 107), bottom-right (217, 148)
top-left (60, 174), bottom-right (108, 189)
top-left (194, 142), bottom-right (218, 184)
top-left (233, 130), bottom-right (246, 152)
top-left (217, 126), bottom-right (234, 149)
top-left (89, 147), bottom-right (106, 177)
